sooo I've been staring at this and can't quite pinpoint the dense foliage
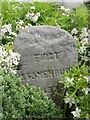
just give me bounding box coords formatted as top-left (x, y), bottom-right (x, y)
top-left (1, 2), bottom-right (88, 44)
top-left (0, 1), bottom-right (90, 119)
top-left (60, 64), bottom-right (90, 119)
top-left (1, 69), bottom-right (62, 119)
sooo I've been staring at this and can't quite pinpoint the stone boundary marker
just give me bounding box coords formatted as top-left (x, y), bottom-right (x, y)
top-left (14, 26), bottom-right (77, 104)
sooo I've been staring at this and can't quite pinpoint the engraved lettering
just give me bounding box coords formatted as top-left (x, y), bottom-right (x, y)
top-left (28, 73), bottom-right (36, 80)
top-left (27, 68), bottom-right (68, 80)
top-left (54, 52), bottom-right (63, 59)
top-left (34, 51), bottom-right (65, 61)
top-left (43, 53), bottom-right (48, 59)
top-left (36, 71), bottom-right (41, 79)
top-left (43, 71), bottom-right (49, 78)
top-left (54, 69), bottom-right (61, 76)
top-left (34, 54), bottom-right (40, 61)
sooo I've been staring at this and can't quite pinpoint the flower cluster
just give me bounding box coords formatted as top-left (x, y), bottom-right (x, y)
top-left (16, 20), bottom-right (24, 32)
top-left (64, 92), bottom-right (75, 105)
top-left (71, 28), bottom-right (78, 35)
top-left (71, 27), bottom-right (89, 64)
top-left (16, 20), bottom-right (32, 32)
top-left (71, 27), bottom-right (89, 45)
top-left (25, 12), bottom-right (40, 23)
top-left (60, 6), bottom-right (70, 16)
top-left (60, 64), bottom-right (89, 119)
top-left (71, 107), bottom-right (81, 118)
top-left (0, 24), bottom-right (17, 40)
top-left (0, 12), bottom-right (3, 25)
top-left (0, 43), bottom-right (20, 74)
top-left (25, 6), bottom-right (40, 23)
top-left (80, 28), bottom-right (89, 45)
top-left (78, 44), bottom-right (89, 63)
top-left (14, 6), bottom-right (40, 32)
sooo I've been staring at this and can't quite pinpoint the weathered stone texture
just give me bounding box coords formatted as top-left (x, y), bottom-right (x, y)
top-left (14, 26), bottom-right (77, 104)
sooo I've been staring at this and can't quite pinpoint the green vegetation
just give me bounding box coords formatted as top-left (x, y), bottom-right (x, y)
top-left (1, 2), bottom-right (88, 44)
top-left (0, 2), bottom-right (90, 119)
top-left (60, 63), bottom-right (90, 119)
top-left (1, 69), bottom-right (63, 119)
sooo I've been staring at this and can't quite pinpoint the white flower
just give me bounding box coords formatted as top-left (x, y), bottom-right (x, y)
top-left (73, 36), bottom-right (79, 41)
top-left (82, 88), bottom-right (88, 95)
top-left (64, 93), bottom-right (75, 104)
top-left (10, 69), bottom-right (17, 74)
top-left (81, 56), bottom-right (88, 62)
top-left (82, 28), bottom-right (87, 34)
top-left (1, 24), bottom-right (17, 37)
top-left (71, 28), bottom-right (78, 35)
top-left (13, 58), bottom-right (19, 66)
top-left (9, 50), bottom-right (17, 58)
top-left (0, 46), bottom-right (3, 53)
top-left (78, 45), bottom-right (86, 54)
top-left (64, 96), bottom-right (75, 104)
top-left (36, 12), bottom-right (40, 17)
top-left (71, 107), bottom-right (81, 118)
top-left (66, 14), bottom-right (69, 17)
top-left (86, 114), bottom-right (89, 119)
top-left (32, 15), bottom-right (38, 23)
top-left (0, 33), bottom-right (2, 40)
top-left (19, 20), bottom-right (24, 25)
top-left (28, 23), bottom-right (32, 27)
top-left (80, 33), bottom-right (88, 39)
top-left (25, 13), bottom-right (30, 20)
top-left (81, 38), bottom-right (88, 45)
top-left (25, 12), bottom-right (34, 20)
top-left (5, 36), bottom-right (12, 39)
top-left (31, 6), bottom-right (35, 10)
top-left (60, 6), bottom-right (65, 10)
top-left (2, 24), bottom-right (12, 33)
top-left (67, 77), bottom-right (74, 84)
top-left (0, 44), bottom-right (21, 74)
top-left (65, 8), bottom-right (70, 12)
top-left (83, 76), bottom-right (88, 82)
top-left (16, 25), bottom-right (24, 32)
top-left (62, 13), bottom-right (66, 16)
top-left (25, 12), bottom-right (40, 23)
top-left (80, 28), bottom-right (88, 39)
top-left (25, 26), bottom-right (28, 28)
top-left (9, 32), bottom-right (17, 37)
top-left (2, 50), bottom-right (8, 57)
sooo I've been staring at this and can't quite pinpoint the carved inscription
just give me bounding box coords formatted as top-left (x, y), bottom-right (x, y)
top-left (34, 51), bottom-right (64, 61)
top-left (27, 68), bottom-right (69, 80)
top-left (14, 26), bottom-right (77, 97)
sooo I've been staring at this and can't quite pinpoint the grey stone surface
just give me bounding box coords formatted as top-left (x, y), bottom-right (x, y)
top-left (14, 26), bottom-right (77, 104)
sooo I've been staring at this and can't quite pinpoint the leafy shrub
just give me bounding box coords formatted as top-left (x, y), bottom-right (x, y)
top-left (1, 2), bottom-right (88, 44)
top-left (25, 86), bottom-right (63, 119)
top-left (71, 27), bottom-right (90, 66)
top-left (59, 63), bottom-right (90, 119)
top-left (1, 70), bottom-right (63, 119)
top-left (1, 70), bottom-right (27, 119)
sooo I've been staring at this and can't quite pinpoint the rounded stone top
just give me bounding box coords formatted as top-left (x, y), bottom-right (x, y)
top-left (14, 25), bottom-right (77, 89)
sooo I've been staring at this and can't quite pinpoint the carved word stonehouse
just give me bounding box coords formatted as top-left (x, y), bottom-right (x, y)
top-left (14, 26), bottom-right (77, 93)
